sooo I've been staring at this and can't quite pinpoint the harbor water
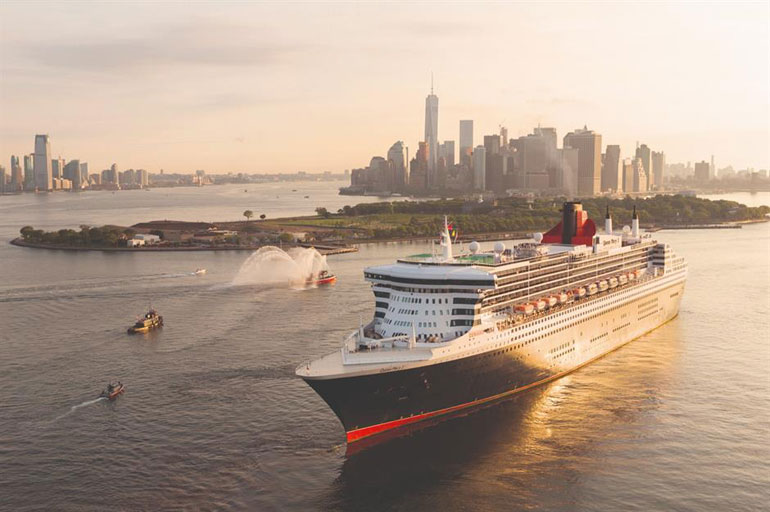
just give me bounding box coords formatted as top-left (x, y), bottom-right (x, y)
top-left (0, 185), bottom-right (768, 511)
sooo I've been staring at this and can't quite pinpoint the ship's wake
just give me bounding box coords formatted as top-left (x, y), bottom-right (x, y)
top-left (53, 397), bottom-right (107, 422)
top-left (230, 246), bottom-right (329, 288)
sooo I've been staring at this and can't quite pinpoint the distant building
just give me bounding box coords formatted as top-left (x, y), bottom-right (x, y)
top-left (483, 134), bottom-right (501, 155)
top-left (425, 86), bottom-right (439, 172)
top-left (24, 154), bottom-right (35, 190)
top-left (438, 140), bottom-right (455, 168)
top-left (80, 162), bottom-right (89, 185)
top-left (633, 158), bottom-right (648, 192)
top-left (651, 151), bottom-right (665, 189)
top-left (635, 143), bottom-right (652, 189)
top-left (387, 141), bottom-right (407, 192)
top-left (51, 157), bottom-right (64, 179)
top-left (622, 159), bottom-right (634, 194)
top-left (0, 166), bottom-right (6, 193)
top-left (472, 145), bottom-right (486, 190)
top-left (602, 145), bottom-right (622, 192)
top-left (63, 159), bottom-right (82, 189)
top-left (694, 161), bottom-right (710, 182)
top-left (563, 126), bottom-right (601, 196)
top-left (34, 134), bottom-right (52, 191)
top-left (459, 120), bottom-right (473, 166)
top-left (10, 155), bottom-right (23, 191)
top-left (137, 168), bottom-right (149, 187)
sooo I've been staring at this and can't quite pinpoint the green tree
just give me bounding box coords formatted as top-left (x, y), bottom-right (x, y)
top-left (260, 213), bottom-right (266, 220)
top-left (279, 232), bottom-right (294, 243)
top-left (243, 210), bottom-right (254, 221)
top-left (315, 207), bottom-right (331, 218)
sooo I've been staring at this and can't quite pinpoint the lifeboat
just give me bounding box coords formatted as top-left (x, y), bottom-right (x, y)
top-left (627, 272), bottom-right (636, 281)
top-left (558, 292), bottom-right (569, 304)
top-left (565, 291), bottom-right (575, 302)
top-left (587, 283), bottom-right (598, 296)
top-left (573, 287), bottom-right (587, 299)
top-left (598, 280), bottom-right (609, 292)
top-left (619, 274), bottom-right (628, 285)
top-left (609, 277), bottom-right (618, 288)
top-left (515, 303), bottom-right (534, 315)
top-left (545, 296), bottom-right (558, 308)
top-left (534, 300), bottom-right (547, 312)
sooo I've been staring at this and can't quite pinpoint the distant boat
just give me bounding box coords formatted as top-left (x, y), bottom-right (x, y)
top-left (304, 195), bottom-right (310, 198)
top-left (99, 382), bottom-right (125, 400)
top-left (127, 309), bottom-right (163, 334)
top-left (194, 268), bottom-right (207, 275)
top-left (307, 270), bottom-right (337, 286)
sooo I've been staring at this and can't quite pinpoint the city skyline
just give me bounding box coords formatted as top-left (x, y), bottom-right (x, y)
top-left (1, 2), bottom-right (768, 173)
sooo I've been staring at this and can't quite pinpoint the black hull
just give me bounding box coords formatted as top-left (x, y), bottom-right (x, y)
top-left (305, 347), bottom-right (553, 443)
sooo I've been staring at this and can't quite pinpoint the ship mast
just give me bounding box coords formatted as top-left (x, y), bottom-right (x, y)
top-left (441, 215), bottom-right (453, 261)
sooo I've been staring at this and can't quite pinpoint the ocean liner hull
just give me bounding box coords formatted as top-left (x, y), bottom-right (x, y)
top-left (303, 278), bottom-right (685, 443)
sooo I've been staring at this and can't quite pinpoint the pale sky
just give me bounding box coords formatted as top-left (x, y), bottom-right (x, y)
top-left (1, 1), bottom-right (768, 173)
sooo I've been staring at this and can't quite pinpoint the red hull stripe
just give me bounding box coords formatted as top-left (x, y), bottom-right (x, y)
top-left (344, 315), bottom-right (679, 444)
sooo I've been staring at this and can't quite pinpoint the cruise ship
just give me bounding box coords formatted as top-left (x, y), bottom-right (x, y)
top-left (297, 202), bottom-right (687, 445)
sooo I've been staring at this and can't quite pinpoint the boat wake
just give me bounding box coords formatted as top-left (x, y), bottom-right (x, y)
top-left (230, 246), bottom-right (329, 288)
top-left (53, 397), bottom-right (107, 422)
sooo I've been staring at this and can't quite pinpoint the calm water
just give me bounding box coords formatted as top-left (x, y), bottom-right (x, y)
top-left (1, 184), bottom-right (768, 511)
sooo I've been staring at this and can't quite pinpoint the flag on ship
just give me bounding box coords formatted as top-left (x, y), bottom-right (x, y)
top-left (447, 222), bottom-right (458, 242)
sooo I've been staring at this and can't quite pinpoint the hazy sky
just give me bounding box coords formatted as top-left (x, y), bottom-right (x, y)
top-left (1, 1), bottom-right (768, 173)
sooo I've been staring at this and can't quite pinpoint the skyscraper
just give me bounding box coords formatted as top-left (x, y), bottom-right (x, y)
top-left (472, 145), bottom-right (486, 190)
top-left (602, 145), bottom-right (622, 192)
top-left (635, 143), bottom-right (652, 189)
top-left (438, 141), bottom-right (455, 167)
top-left (563, 126), bottom-right (601, 196)
top-left (459, 120), bottom-right (473, 154)
top-left (34, 134), bottom-right (52, 191)
top-left (63, 160), bottom-right (81, 189)
top-left (633, 158), bottom-right (648, 192)
top-left (10, 155), bottom-right (23, 191)
top-left (424, 83), bottom-right (438, 172)
top-left (387, 141), bottom-right (407, 192)
top-left (652, 151), bottom-right (665, 190)
top-left (23, 154), bottom-right (35, 190)
top-left (622, 159), bottom-right (634, 193)
top-left (694, 161), bottom-right (710, 182)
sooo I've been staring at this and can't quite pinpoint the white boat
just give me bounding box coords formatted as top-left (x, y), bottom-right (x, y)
top-left (194, 268), bottom-right (207, 275)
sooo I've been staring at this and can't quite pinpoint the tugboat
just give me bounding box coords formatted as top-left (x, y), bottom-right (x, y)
top-left (307, 269), bottom-right (337, 286)
top-left (100, 382), bottom-right (125, 400)
top-left (127, 309), bottom-right (163, 334)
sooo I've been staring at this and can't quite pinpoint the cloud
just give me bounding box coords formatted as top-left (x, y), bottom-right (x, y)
top-left (19, 19), bottom-right (305, 74)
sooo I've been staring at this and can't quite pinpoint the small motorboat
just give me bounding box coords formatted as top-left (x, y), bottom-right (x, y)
top-left (194, 268), bottom-right (207, 275)
top-left (306, 269), bottom-right (337, 286)
top-left (128, 308), bottom-right (163, 334)
top-left (100, 382), bottom-right (125, 400)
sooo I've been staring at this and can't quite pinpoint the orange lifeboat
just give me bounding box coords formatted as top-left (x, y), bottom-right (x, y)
top-left (587, 283), bottom-right (598, 295)
top-left (534, 300), bottom-right (547, 312)
top-left (545, 296), bottom-right (558, 308)
top-left (573, 287), bottom-right (587, 299)
top-left (598, 280), bottom-right (609, 292)
top-left (558, 292), bottom-right (569, 304)
top-left (515, 303), bottom-right (535, 315)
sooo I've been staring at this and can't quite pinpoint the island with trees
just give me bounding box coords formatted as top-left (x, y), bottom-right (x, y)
top-left (10, 195), bottom-right (769, 252)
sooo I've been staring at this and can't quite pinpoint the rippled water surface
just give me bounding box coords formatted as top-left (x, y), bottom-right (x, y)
top-left (0, 185), bottom-right (768, 511)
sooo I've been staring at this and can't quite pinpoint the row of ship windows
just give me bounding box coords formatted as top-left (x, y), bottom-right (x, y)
top-left (548, 340), bottom-right (575, 354)
top-left (612, 322), bottom-right (631, 333)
